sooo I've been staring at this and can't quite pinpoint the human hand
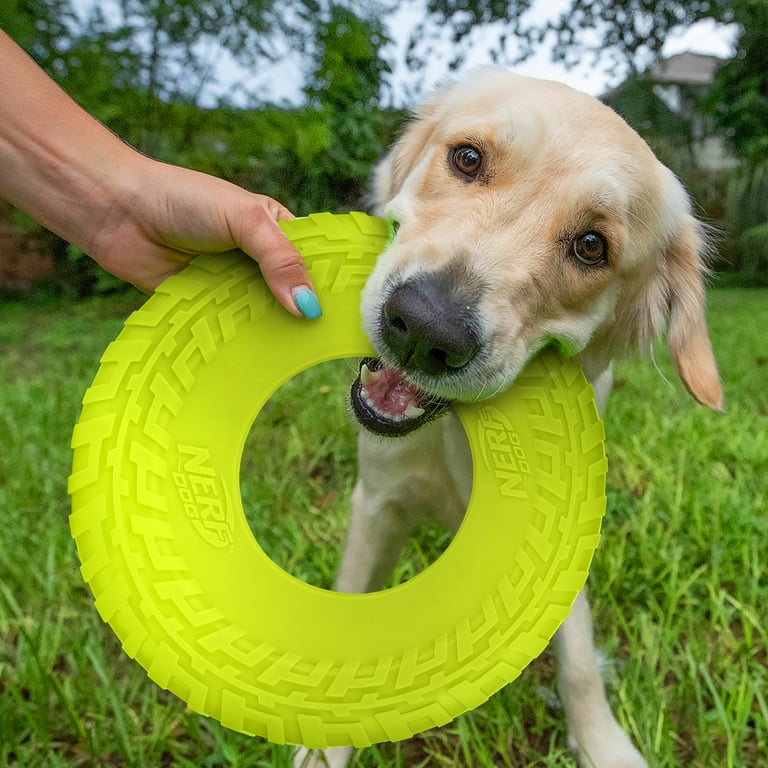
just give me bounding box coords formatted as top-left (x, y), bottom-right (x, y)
top-left (90, 159), bottom-right (322, 318)
top-left (0, 31), bottom-right (320, 316)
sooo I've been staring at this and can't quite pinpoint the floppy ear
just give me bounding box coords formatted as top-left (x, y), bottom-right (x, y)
top-left (665, 217), bottom-right (723, 410)
top-left (370, 89), bottom-right (448, 211)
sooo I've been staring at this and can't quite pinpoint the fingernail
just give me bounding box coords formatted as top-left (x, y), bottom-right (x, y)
top-left (293, 287), bottom-right (322, 319)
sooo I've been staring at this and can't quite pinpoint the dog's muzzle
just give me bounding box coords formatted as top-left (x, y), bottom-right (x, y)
top-left (350, 272), bottom-right (482, 437)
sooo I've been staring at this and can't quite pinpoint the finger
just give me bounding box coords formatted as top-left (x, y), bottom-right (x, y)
top-left (236, 200), bottom-right (321, 319)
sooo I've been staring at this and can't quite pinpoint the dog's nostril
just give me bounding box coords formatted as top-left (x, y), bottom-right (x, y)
top-left (428, 348), bottom-right (457, 372)
top-left (389, 315), bottom-right (408, 334)
top-left (421, 348), bottom-right (444, 374)
top-left (439, 345), bottom-right (475, 370)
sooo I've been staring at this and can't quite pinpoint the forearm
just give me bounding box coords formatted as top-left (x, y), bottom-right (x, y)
top-left (0, 30), bottom-right (317, 312)
top-left (0, 30), bottom-right (141, 253)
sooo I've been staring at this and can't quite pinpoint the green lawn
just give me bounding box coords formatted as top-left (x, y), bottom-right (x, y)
top-left (1, 288), bottom-right (766, 768)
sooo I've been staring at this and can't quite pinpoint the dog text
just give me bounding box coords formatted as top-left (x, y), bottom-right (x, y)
top-left (477, 406), bottom-right (530, 499)
top-left (173, 444), bottom-right (233, 548)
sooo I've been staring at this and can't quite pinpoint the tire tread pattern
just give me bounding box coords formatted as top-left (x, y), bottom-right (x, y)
top-left (69, 213), bottom-right (606, 748)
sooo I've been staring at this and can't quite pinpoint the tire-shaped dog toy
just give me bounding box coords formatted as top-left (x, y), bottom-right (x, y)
top-left (69, 212), bottom-right (606, 749)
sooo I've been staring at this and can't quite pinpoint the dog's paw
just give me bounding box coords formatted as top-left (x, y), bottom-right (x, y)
top-left (568, 724), bottom-right (648, 768)
top-left (293, 746), bottom-right (353, 768)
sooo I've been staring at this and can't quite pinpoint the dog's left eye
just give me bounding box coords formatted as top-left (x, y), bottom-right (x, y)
top-left (450, 145), bottom-right (483, 178)
top-left (572, 232), bottom-right (608, 266)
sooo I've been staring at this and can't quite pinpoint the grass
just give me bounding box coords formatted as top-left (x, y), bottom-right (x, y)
top-left (1, 287), bottom-right (766, 767)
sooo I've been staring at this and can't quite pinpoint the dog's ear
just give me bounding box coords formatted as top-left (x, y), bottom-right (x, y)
top-left (665, 217), bottom-right (723, 410)
top-left (371, 90), bottom-right (448, 210)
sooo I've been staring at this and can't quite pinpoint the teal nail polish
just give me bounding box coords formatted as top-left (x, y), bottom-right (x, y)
top-left (294, 288), bottom-right (322, 319)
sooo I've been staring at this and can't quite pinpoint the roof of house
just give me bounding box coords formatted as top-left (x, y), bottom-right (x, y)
top-left (601, 51), bottom-right (727, 101)
top-left (650, 52), bottom-right (726, 86)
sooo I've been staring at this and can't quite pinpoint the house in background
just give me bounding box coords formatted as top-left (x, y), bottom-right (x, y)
top-left (602, 51), bottom-right (737, 173)
top-left (604, 51), bottom-right (768, 284)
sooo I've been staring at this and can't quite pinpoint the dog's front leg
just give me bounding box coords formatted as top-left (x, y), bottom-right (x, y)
top-left (553, 589), bottom-right (648, 768)
top-left (293, 440), bottom-right (415, 768)
top-left (336, 419), bottom-right (470, 594)
top-left (293, 746), bottom-right (353, 768)
top-left (294, 420), bottom-right (468, 768)
top-left (333, 472), bottom-right (420, 594)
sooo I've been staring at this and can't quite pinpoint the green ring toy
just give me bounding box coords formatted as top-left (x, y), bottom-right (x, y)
top-left (68, 212), bottom-right (606, 749)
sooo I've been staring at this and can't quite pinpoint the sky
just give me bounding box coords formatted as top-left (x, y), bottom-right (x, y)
top-left (203, 3), bottom-right (738, 107)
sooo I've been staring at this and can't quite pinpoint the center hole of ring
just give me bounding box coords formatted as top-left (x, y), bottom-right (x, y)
top-left (239, 359), bottom-right (466, 592)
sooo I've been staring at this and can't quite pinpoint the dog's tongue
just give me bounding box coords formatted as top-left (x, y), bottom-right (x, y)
top-left (350, 358), bottom-right (450, 438)
top-left (358, 362), bottom-right (425, 421)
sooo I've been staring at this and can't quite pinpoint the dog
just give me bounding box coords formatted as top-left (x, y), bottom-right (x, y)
top-left (296, 67), bottom-right (722, 768)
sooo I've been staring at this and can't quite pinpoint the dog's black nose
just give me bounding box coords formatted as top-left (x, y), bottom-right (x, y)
top-left (381, 276), bottom-right (480, 376)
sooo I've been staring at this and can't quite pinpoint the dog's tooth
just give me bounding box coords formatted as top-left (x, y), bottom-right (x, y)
top-left (360, 363), bottom-right (379, 387)
top-left (404, 404), bottom-right (425, 419)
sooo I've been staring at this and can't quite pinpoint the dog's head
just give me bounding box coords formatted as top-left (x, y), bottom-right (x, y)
top-left (351, 68), bottom-right (722, 437)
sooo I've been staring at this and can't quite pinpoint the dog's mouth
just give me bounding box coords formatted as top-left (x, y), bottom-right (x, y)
top-left (350, 357), bottom-right (451, 437)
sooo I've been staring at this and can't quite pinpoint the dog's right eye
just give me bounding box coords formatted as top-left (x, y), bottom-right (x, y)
top-left (572, 232), bottom-right (608, 266)
top-left (450, 145), bottom-right (483, 179)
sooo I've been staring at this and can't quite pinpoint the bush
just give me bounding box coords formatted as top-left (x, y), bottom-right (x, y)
top-left (722, 159), bottom-right (768, 285)
top-left (733, 222), bottom-right (768, 286)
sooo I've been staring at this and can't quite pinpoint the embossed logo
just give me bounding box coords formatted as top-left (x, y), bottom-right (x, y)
top-left (173, 444), bottom-right (233, 548)
top-left (477, 406), bottom-right (530, 499)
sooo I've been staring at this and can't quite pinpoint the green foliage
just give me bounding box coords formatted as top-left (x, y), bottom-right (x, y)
top-left (413, 0), bottom-right (536, 70)
top-left (707, 3), bottom-right (768, 285)
top-left (0, 0), bottom-right (78, 69)
top-left (605, 78), bottom-right (695, 169)
top-left (725, 159), bottom-right (768, 243)
top-left (722, 160), bottom-right (768, 285)
top-left (4, 0), bottom-right (766, 295)
top-left (298, 5), bottom-right (397, 212)
top-left (736, 224), bottom-right (768, 286)
top-left (304, 5), bottom-right (391, 111)
top-left (415, 0), bottom-right (735, 74)
top-left (548, 0), bottom-right (731, 73)
top-left (705, 1), bottom-right (768, 160)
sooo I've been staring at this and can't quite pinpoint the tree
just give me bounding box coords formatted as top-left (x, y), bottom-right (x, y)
top-left (705, 1), bottom-right (768, 160)
top-left (299, 4), bottom-right (397, 211)
top-left (0, 0), bottom-right (77, 71)
top-left (0, 0), bottom-right (288, 156)
top-left (304, 3), bottom-right (391, 112)
top-left (703, 2), bottom-right (768, 284)
top-left (409, 0), bottom-right (744, 77)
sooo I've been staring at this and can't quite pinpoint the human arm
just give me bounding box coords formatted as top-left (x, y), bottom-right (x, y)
top-left (0, 30), bottom-right (320, 317)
